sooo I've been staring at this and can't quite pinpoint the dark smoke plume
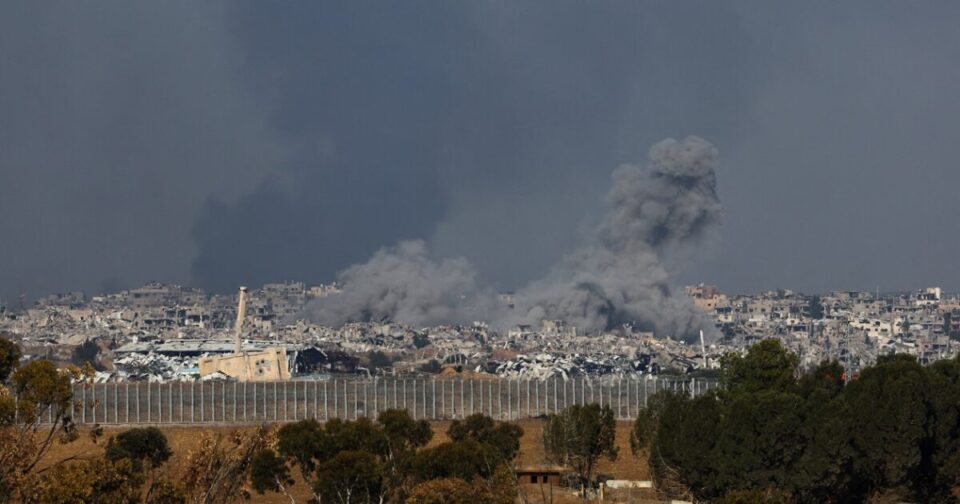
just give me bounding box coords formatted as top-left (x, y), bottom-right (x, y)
top-left (307, 240), bottom-right (497, 327)
top-left (513, 136), bottom-right (720, 338)
top-left (307, 136), bottom-right (720, 339)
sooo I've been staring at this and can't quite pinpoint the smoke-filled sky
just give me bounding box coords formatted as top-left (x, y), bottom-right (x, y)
top-left (3, 1), bottom-right (960, 304)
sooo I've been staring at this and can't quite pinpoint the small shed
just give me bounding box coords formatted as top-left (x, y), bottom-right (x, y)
top-left (515, 465), bottom-right (568, 486)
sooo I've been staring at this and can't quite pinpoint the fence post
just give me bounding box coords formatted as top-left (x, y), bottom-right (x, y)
top-left (497, 380), bottom-right (502, 420)
top-left (617, 377), bottom-right (630, 418)
top-left (625, 379), bottom-right (631, 418)
top-left (534, 380), bottom-right (539, 416)
top-left (571, 378), bottom-right (576, 407)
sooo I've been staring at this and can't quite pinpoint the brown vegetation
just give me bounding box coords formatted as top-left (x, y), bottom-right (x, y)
top-left (38, 420), bottom-right (648, 503)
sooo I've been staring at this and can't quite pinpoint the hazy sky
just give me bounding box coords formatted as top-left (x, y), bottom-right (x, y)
top-left (2, 1), bottom-right (959, 302)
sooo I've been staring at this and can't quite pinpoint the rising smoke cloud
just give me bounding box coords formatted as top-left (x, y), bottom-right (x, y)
top-left (307, 136), bottom-right (721, 340)
top-left (512, 136), bottom-right (720, 338)
top-left (308, 240), bottom-right (498, 327)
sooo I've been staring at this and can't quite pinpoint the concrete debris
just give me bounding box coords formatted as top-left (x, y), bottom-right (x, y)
top-left (4, 281), bottom-right (960, 382)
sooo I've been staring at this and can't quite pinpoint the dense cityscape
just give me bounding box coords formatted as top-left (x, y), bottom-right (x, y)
top-left (3, 281), bottom-right (956, 383)
top-left (5, 2), bottom-right (960, 502)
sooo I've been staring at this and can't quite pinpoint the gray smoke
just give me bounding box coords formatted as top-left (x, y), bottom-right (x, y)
top-left (307, 136), bottom-right (720, 339)
top-left (307, 240), bottom-right (497, 327)
top-left (514, 136), bottom-right (720, 339)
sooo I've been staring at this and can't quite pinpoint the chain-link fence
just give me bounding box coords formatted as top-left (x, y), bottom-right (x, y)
top-left (64, 376), bottom-right (718, 425)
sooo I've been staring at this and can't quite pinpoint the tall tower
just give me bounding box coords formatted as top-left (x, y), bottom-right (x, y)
top-left (234, 286), bottom-right (247, 354)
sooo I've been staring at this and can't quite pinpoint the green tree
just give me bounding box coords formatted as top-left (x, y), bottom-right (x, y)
top-left (271, 412), bottom-right (431, 503)
top-left (19, 457), bottom-right (143, 504)
top-left (250, 449), bottom-right (294, 503)
top-left (378, 408), bottom-right (432, 456)
top-left (447, 413), bottom-right (523, 462)
top-left (405, 477), bottom-right (475, 504)
top-left (846, 354), bottom-right (932, 500)
top-left (0, 346), bottom-right (91, 501)
top-left (314, 450), bottom-right (383, 504)
top-left (637, 342), bottom-right (858, 502)
top-left (412, 439), bottom-right (502, 482)
top-left (325, 417), bottom-right (390, 457)
top-left (926, 357), bottom-right (960, 499)
top-left (543, 403), bottom-right (618, 501)
top-left (719, 339), bottom-right (798, 395)
top-left (0, 337), bottom-right (21, 381)
top-left (642, 391), bottom-right (721, 499)
top-left (276, 418), bottom-right (329, 482)
top-left (105, 427), bottom-right (172, 472)
top-left (404, 470), bottom-right (515, 504)
top-left (632, 342), bottom-right (960, 502)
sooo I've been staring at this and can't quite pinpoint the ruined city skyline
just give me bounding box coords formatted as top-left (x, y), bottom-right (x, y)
top-left (4, 3), bottom-right (960, 304)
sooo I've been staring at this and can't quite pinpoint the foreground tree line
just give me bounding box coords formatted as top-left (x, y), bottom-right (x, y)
top-left (7, 333), bottom-right (960, 503)
top-left (1, 334), bottom-right (623, 503)
top-left (633, 339), bottom-right (960, 503)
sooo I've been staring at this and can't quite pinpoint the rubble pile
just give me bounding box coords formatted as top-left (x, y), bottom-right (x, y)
top-left (112, 353), bottom-right (199, 381)
top-left (4, 281), bottom-right (960, 382)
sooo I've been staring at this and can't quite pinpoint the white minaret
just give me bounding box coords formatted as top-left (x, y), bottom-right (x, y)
top-left (234, 286), bottom-right (248, 354)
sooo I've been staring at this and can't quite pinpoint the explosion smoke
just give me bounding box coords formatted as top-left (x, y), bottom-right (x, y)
top-left (513, 136), bottom-right (720, 338)
top-left (307, 240), bottom-right (496, 327)
top-left (307, 136), bottom-right (721, 340)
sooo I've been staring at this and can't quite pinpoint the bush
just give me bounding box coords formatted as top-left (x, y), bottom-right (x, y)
top-left (105, 427), bottom-right (172, 471)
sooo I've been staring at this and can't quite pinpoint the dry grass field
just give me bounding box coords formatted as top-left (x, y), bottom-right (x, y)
top-left (39, 420), bottom-right (654, 503)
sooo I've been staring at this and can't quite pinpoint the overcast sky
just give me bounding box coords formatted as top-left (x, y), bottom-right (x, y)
top-left (2, 1), bottom-right (960, 302)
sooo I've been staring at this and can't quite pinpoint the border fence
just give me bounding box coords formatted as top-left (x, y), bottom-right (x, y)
top-left (63, 376), bottom-right (718, 426)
